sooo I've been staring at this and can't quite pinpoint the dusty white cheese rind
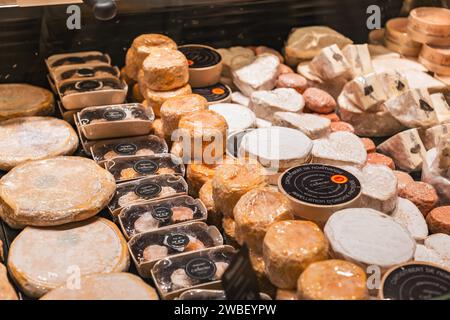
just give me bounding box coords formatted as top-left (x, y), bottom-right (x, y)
top-left (309, 44), bottom-right (351, 80)
top-left (424, 124), bottom-right (450, 150)
top-left (342, 44), bottom-right (374, 78)
top-left (273, 112), bottom-right (331, 139)
top-left (343, 73), bottom-right (387, 112)
top-left (209, 103), bottom-right (256, 133)
top-left (421, 148), bottom-right (450, 204)
top-left (391, 198), bottom-right (428, 242)
top-left (430, 93), bottom-right (450, 124)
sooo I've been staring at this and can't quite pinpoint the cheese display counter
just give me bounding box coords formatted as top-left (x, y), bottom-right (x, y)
top-left (0, 0), bottom-right (450, 302)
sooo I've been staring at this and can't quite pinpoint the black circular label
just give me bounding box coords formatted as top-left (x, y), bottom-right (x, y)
top-left (133, 160), bottom-right (159, 174)
top-left (382, 264), bottom-right (450, 300)
top-left (192, 83), bottom-right (230, 102)
top-left (77, 68), bottom-right (95, 77)
top-left (280, 164), bottom-right (361, 206)
top-left (185, 258), bottom-right (217, 280)
top-left (103, 109), bottom-right (127, 121)
top-left (75, 80), bottom-right (101, 91)
top-left (114, 143), bottom-right (138, 155)
top-left (135, 183), bottom-right (162, 198)
top-left (179, 45), bottom-right (221, 69)
top-left (164, 233), bottom-right (190, 252)
top-left (152, 206), bottom-right (173, 221)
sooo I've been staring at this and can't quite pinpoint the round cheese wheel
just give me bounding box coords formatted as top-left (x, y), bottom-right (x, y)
top-left (212, 161), bottom-right (267, 217)
top-left (141, 83), bottom-right (192, 116)
top-left (234, 188), bottom-right (294, 254)
top-left (0, 157), bottom-right (116, 229)
top-left (209, 103), bottom-right (256, 133)
top-left (40, 273), bottom-right (158, 300)
top-left (160, 94), bottom-right (208, 137)
top-left (392, 198), bottom-right (429, 241)
top-left (8, 217), bottom-right (129, 298)
top-left (0, 263), bottom-right (18, 300)
top-left (324, 208), bottom-right (415, 270)
top-left (141, 48), bottom-right (189, 91)
top-left (0, 117), bottom-right (79, 171)
top-left (198, 180), bottom-right (222, 228)
top-left (125, 34), bottom-right (177, 81)
top-left (0, 84), bottom-right (54, 121)
top-left (297, 259), bottom-right (368, 300)
top-left (222, 217), bottom-right (239, 248)
top-left (263, 220), bottom-right (329, 289)
top-left (276, 289), bottom-right (297, 300)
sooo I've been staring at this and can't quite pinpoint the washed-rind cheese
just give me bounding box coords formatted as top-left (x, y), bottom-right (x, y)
top-left (141, 82), bottom-right (192, 116)
top-left (160, 94), bottom-right (208, 138)
top-left (343, 164), bottom-right (398, 214)
top-left (141, 48), bottom-right (189, 91)
top-left (249, 88), bottom-right (304, 122)
top-left (297, 259), bottom-right (368, 300)
top-left (311, 131), bottom-right (367, 167)
top-left (431, 93), bottom-right (450, 124)
top-left (273, 112), bottom-right (331, 139)
top-left (424, 124), bottom-right (450, 150)
top-left (391, 197), bottom-right (429, 242)
top-left (377, 128), bottom-right (426, 172)
top-left (232, 54), bottom-right (280, 96)
top-left (41, 273), bottom-right (158, 300)
top-left (233, 188), bottom-right (294, 254)
top-left (338, 93), bottom-right (406, 137)
top-left (0, 117), bottom-right (79, 171)
top-left (239, 127), bottom-right (313, 171)
top-left (324, 208), bottom-right (415, 270)
top-left (342, 44), bottom-right (374, 78)
top-left (0, 84), bottom-right (54, 121)
top-left (212, 161), bottom-right (267, 217)
top-left (309, 44), bottom-right (350, 80)
top-left (0, 263), bottom-right (18, 300)
top-left (0, 157), bottom-right (116, 229)
top-left (7, 217), bottom-right (129, 298)
top-left (383, 88), bottom-right (438, 128)
top-left (343, 73), bottom-right (387, 112)
top-left (209, 103), bottom-right (256, 133)
top-left (263, 221), bottom-right (329, 289)
top-left (422, 148), bottom-right (450, 204)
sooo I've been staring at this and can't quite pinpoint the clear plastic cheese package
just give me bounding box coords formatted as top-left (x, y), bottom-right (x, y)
top-left (119, 195), bottom-right (208, 239)
top-left (128, 221), bottom-right (223, 277)
top-left (57, 77), bottom-right (128, 110)
top-left (77, 103), bottom-right (155, 140)
top-left (105, 154), bottom-right (185, 183)
top-left (108, 174), bottom-right (188, 218)
top-left (91, 135), bottom-right (168, 165)
top-left (151, 245), bottom-right (236, 299)
top-left (177, 289), bottom-right (272, 300)
top-left (46, 51), bottom-right (111, 73)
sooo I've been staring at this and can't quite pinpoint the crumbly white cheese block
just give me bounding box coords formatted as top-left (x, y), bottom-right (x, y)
top-left (0, 117), bottom-right (79, 171)
top-left (377, 128), bottom-right (427, 172)
top-left (384, 88), bottom-right (438, 128)
top-left (0, 263), bottom-right (18, 300)
top-left (239, 127), bottom-right (313, 171)
top-left (324, 208), bottom-right (416, 270)
top-left (424, 124), bottom-right (450, 150)
top-left (232, 54), bottom-right (280, 96)
top-left (233, 188), bottom-right (294, 254)
top-left (378, 71), bottom-right (410, 99)
top-left (397, 69), bottom-right (446, 93)
top-left (372, 57), bottom-right (428, 73)
top-left (263, 221), bottom-right (329, 289)
top-left (217, 47), bottom-right (255, 78)
top-left (337, 93), bottom-right (406, 137)
top-left (422, 148), bottom-right (450, 204)
top-left (343, 73), bottom-right (387, 112)
top-left (342, 44), bottom-right (374, 78)
top-left (431, 93), bottom-right (450, 124)
top-left (256, 118), bottom-right (273, 128)
top-left (273, 112), bottom-right (331, 139)
top-left (41, 273), bottom-right (158, 300)
top-left (8, 217), bottom-right (129, 298)
top-left (209, 103), bottom-right (256, 133)
top-left (297, 62), bottom-right (323, 83)
top-left (249, 88), bottom-right (304, 122)
top-left (415, 234), bottom-right (450, 270)
top-left (231, 91), bottom-right (250, 107)
top-left (0, 157), bottom-right (116, 229)
top-left (436, 134), bottom-right (450, 175)
top-left (309, 44), bottom-right (351, 80)
top-left (311, 131), bottom-right (367, 167)
top-left (0, 84), bottom-right (54, 121)
top-left (344, 165), bottom-right (398, 214)
top-left (391, 197), bottom-right (428, 242)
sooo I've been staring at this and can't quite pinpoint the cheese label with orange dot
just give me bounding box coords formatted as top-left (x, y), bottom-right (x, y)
top-left (192, 83), bottom-right (230, 103)
top-left (179, 45), bottom-right (222, 69)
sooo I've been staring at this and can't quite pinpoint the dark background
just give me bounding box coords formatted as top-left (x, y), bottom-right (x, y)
top-left (0, 0), bottom-right (405, 87)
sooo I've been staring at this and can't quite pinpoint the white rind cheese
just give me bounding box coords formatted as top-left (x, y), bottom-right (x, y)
top-left (424, 124), bottom-right (450, 150)
top-left (414, 234), bottom-right (450, 270)
top-left (372, 57), bottom-right (428, 73)
top-left (324, 208), bottom-right (416, 270)
top-left (273, 112), bottom-right (331, 139)
top-left (391, 197), bottom-right (428, 242)
top-left (343, 73), bottom-right (387, 112)
top-left (342, 44), bottom-right (374, 78)
top-left (249, 88), bottom-right (305, 122)
top-left (209, 103), bottom-right (256, 133)
top-left (398, 69), bottom-right (446, 93)
top-left (309, 44), bottom-right (350, 80)
top-left (431, 93), bottom-right (450, 124)
top-left (255, 118), bottom-right (273, 128)
top-left (231, 91), bottom-right (250, 107)
top-left (421, 148), bottom-right (450, 204)
top-left (377, 128), bottom-right (427, 172)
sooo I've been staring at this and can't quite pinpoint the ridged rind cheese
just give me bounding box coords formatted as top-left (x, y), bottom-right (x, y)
top-left (41, 273), bottom-right (158, 300)
top-left (8, 217), bottom-right (129, 298)
top-left (141, 83), bottom-right (192, 116)
top-left (0, 117), bottom-right (79, 171)
top-left (0, 157), bottom-right (116, 229)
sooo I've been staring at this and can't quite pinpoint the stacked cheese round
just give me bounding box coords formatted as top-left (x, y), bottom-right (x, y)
top-left (407, 7), bottom-right (450, 46)
top-left (384, 18), bottom-right (421, 57)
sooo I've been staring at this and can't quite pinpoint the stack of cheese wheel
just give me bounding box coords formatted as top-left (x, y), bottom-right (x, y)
top-left (419, 44), bottom-right (450, 76)
top-left (384, 18), bottom-right (421, 57)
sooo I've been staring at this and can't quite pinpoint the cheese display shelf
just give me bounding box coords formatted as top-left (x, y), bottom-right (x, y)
top-left (1, 0), bottom-right (450, 302)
